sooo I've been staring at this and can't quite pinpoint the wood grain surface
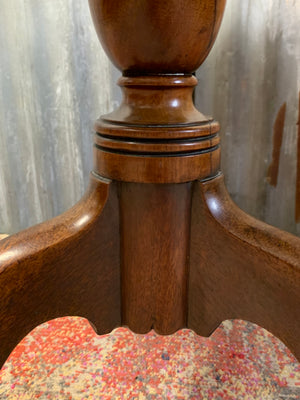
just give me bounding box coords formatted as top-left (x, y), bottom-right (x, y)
top-left (88, 0), bottom-right (226, 74)
top-left (120, 182), bottom-right (192, 334)
top-left (93, 75), bottom-right (221, 183)
top-left (0, 174), bottom-right (121, 367)
top-left (0, 0), bottom-right (299, 373)
top-left (189, 174), bottom-right (300, 361)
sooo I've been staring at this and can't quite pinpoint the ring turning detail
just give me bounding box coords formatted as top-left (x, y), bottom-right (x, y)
top-left (93, 75), bottom-right (221, 183)
top-left (0, 0), bottom-right (299, 381)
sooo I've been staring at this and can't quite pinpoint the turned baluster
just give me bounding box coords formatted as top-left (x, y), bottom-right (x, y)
top-left (0, 0), bottom-right (299, 371)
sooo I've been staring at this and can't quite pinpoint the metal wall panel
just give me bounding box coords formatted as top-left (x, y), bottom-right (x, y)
top-left (196, 0), bottom-right (300, 236)
top-left (0, 0), bottom-right (112, 234)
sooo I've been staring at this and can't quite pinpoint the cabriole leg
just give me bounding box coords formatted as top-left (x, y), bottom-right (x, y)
top-left (0, 174), bottom-right (121, 367)
top-left (188, 174), bottom-right (300, 361)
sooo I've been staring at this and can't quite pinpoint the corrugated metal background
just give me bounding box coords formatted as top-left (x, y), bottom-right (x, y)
top-left (0, 0), bottom-right (299, 236)
top-left (0, 0), bottom-right (112, 233)
top-left (196, 0), bottom-right (300, 236)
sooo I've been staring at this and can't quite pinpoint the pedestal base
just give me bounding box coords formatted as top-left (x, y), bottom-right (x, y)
top-left (0, 173), bottom-right (299, 366)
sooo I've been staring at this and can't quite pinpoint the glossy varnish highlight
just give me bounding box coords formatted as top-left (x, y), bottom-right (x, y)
top-left (120, 182), bottom-right (192, 334)
top-left (0, 0), bottom-right (299, 383)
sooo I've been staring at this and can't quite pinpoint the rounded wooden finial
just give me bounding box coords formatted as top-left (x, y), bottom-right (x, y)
top-left (89, 0), bottom-right (226, 75)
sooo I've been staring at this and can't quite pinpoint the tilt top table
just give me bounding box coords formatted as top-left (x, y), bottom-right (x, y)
top-left (0, 0), bottom-right (299, 374)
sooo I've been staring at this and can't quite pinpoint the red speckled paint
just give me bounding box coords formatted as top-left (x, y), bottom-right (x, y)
top-left (0, 318), bottom-right (299, 399)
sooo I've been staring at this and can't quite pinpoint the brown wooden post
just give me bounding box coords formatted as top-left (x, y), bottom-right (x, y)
top-left (0, 0), bottom-right (299, 371)
top-left (89, 0), bottom-right (224, 334)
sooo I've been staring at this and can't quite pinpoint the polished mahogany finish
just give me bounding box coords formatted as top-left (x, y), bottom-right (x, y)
top-left (88, 0), bottom-right (226, 74)
top-left (94, 145), bottom-right (220, 184)
top-left (94, 75), bottom-right (221, 183)
top-left (189, 174), bottom-right (300, 360)
top-left (0, 174), bottom-right (121, 366)
top-left (0, 0), bottom-right (299, 385)
top-left (120, 183), bottom-right (192, 334)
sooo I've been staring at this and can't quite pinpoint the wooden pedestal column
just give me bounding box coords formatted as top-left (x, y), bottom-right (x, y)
top-left (0, 0), bottom-right (299, 373)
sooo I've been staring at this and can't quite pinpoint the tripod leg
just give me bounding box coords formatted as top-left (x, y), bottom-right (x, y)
top-left (188, 174), bottom-right (300, 361)
top-left (0, 173), bottom-right (120, 367)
